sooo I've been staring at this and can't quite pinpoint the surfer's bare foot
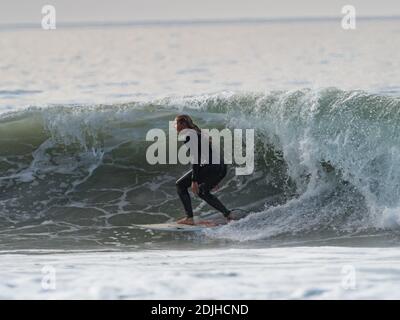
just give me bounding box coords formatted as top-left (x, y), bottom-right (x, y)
top-left (176, 217), bottom-right (195, 225)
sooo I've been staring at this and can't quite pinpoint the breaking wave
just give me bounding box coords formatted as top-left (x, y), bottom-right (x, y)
top-left (1, 88), bottom-right (400, 247)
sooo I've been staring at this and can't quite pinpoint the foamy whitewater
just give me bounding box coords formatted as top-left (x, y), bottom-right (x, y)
top-left (1, 19), bottom-right (400, 299)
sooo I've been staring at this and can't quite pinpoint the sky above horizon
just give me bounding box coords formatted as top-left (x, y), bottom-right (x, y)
top-left (1, 0), bottom-right (400, 25)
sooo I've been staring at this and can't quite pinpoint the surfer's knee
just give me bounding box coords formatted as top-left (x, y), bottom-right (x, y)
top-left (198, 191), bottom-right (207, 199)
top-left (176, 181), bottom-right (182, 193)
top-left (198, 187), bottom-right (210, 199)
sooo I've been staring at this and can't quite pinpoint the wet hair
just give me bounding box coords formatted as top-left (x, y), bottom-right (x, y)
top-left (175, 115), bottom-right (201, 134)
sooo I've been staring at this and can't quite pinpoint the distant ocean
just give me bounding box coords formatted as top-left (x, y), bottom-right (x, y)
top-left (1, 18), bottom-right (400, 299)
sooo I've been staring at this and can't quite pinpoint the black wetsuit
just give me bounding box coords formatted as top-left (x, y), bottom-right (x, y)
top-left (176, 133), bottom-right (231, 218)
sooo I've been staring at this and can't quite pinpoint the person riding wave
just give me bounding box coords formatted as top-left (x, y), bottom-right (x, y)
top-left (174, 115), bottom-right (234, 225)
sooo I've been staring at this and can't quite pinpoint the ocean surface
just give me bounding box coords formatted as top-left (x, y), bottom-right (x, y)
top-left (1, 18), bottom-right (400, 299)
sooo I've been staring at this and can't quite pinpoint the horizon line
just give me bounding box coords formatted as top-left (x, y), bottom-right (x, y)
top-left (1, 15), bottom-right (400, 30)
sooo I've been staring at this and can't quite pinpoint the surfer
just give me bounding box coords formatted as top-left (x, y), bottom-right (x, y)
top-left (174, 115), bottom-right (233, 225)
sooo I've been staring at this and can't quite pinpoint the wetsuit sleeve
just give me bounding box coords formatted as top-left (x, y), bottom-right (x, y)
top-left (191, 134), bottom-right (201, 182)
top-left (184, 134), bottom-right (201, 182)
top-left (192, 163), bottom-right (200, 182)
top-left (184, 135), bottom-right (201, 182)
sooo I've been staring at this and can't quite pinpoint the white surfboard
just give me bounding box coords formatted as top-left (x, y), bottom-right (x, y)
top-left (133, 210), bottom-right (249, 232)
top-left (133, 222), bottom-right (220, 232)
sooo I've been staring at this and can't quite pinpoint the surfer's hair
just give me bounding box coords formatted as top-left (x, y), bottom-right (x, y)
top-left (176, 115), bottom-right (201, 134)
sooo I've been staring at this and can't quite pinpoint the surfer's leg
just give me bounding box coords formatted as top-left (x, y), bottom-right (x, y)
top-left (198, 185), bottom-right (231, 217)
top-left (176, 170), bottom-right (194, 218)
top-left (197, 165), bottom-right (231, 217)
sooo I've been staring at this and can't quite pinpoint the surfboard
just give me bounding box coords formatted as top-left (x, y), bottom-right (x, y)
top-left (134, 222), bottom-right (219, 232)
top-left (133, 210), bottom-right (250, 232)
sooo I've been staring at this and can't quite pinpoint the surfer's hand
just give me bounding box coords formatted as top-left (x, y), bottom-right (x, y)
top-left (212, 184), bottom-right (219, 192)
top-left (191, 181), bottom-right (199, 195)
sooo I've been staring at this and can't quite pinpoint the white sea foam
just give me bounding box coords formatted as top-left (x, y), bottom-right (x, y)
top-left (1, 247), bottom-right (400, 299)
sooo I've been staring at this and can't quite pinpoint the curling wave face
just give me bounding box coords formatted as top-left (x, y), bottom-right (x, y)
top-left (1, 88), bottom-right (400, 249)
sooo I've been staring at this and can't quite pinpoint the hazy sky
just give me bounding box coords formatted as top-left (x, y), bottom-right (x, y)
top-left (1, 0), bottom-right (400, 24)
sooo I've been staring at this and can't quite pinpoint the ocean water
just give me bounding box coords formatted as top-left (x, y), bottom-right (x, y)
top-left (1, 18), bottom-right (400, 299)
